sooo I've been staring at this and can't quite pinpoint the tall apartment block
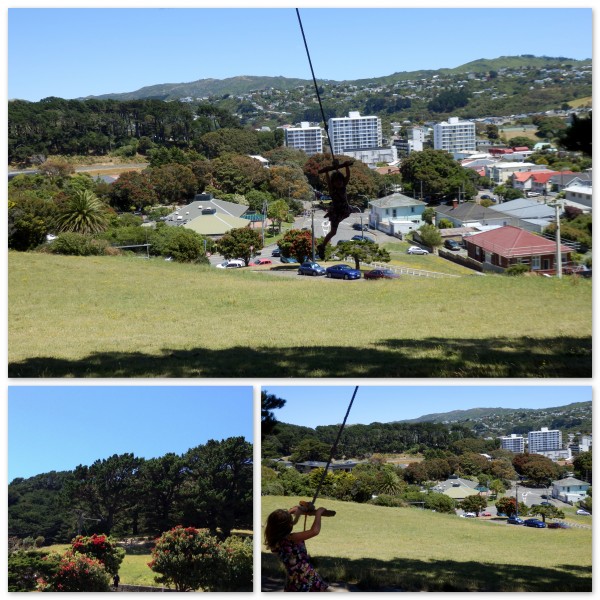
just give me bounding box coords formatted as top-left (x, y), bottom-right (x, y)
top-left (528, 427), bottom-right (562, 453)
top-left (433, 116), bottom-right (476, 154)
top-left (328, 111), bottom-right (382, 156)
top-left (500, 434), bottom-right (525, 453)
top-left (284, 122), bottom-right (323, 156)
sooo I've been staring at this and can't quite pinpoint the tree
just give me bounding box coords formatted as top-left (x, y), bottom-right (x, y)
top-left (290, 438), bottom-right (331, 463)
top-left (495, 496), bottom-right (527, 518)
top-left (261, 390), bottom-right (286, 440)
top-left (109, 171), bottom-right (157, 211)
top-left (278, 229), bottom-right (313, 263)
top-left (267, 199), bottom-right (289, 233)
top-left (71, 533), bottom-right (125, 577)
top-left (182, 437), bottom-right (253, 538)
top-left (148, 526), bottom-right (222, 591)
top-left (55, 189), bottom-right (109, 235)
top-left (529, 505), bottom-right (564, 523)
top-left (217, 226), bottom-right (263, 266)
top-left (460, 495), bottom-right (488, 516)
top-left (8, 193), bottom-right (59, 251)
top-left (150, 226), bottom-right (209, 263)
top-left (148, 163), bottom-right (198, 203)
top-left (210, 153), bottom-right (269, 195)
top-left (38, 158), bottom-right (75, 182)
top-left (417, 223), bottom-right (442, 251)
top-left (66, 453), bottom-right (143, 535)
top-left (336, 239), bottom-right (391, 269)
top-left (573, 451), bottom-right (592, 483)
top-left (375, 465), bottom-right (404, 496)
top-left (400, 148), bottom-right (476, 202)
top-left (37, 551), bottom-right (111, 592)
top-left (513, 454), bottom-right (560, 486)
top-left (422, 207), bottom-right (435, 224)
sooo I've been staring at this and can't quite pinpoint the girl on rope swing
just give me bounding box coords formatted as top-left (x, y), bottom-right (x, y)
top-left (265, 504), bottom-right (332, 592)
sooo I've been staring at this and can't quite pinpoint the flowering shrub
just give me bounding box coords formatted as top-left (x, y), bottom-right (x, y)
top-left (216, 535), bottom-right (253, 592)
top-left (71, 533), bottom-right (125, 576)
top-left (148, 526), bottom-right (223, 591)
top-left (37, 551), bottom-right (111, 592)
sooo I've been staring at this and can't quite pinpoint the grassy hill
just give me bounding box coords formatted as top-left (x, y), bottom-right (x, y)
top-left (261, 496), bottom-right (592, 591)
top-left (8, 252), bottom-right (591, 378)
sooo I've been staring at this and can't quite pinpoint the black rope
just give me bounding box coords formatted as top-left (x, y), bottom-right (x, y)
top-left (295, 8), bottom-right (336, 163)
top-left (311, 386), bottom-right (359, 506)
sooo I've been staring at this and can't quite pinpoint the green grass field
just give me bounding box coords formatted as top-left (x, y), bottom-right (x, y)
top-left (261, 496), bottom-right (592, 592)
top-left (8, 252), bottom-right (591, 377)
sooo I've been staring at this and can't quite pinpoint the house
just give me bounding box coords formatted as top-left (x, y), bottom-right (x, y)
top-left (464, 225), bottom-right (572, 274)
top-left (511, 171), bottom-right (557, 196)
top-left (488, 198), bottom-right (555, 233)
top-left (369, 193), bottom-right (427, 237)
top-left (294, 460), bottom-right (359, 474)
top-left (564, 184), bottom-right (592, 211)
top-left (552, 477), bottom-right (590, 503)
top-left (485, 162), bottom-right (546, 185)
top-left (434, 202), bottom-right (511, 229)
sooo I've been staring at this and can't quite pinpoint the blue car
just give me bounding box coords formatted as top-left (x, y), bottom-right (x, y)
top-left (507, 516), bottom-right (524, 525)
top-left (298, 261), bottom-right (326, 276)
top-left (524, 519), bottom-right (547, 528)
top-left (325, 264), bottom-right (361, 280)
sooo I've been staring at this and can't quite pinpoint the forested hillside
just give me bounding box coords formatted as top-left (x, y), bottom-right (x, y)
top-left (8, 437), bottom-right (252, 544)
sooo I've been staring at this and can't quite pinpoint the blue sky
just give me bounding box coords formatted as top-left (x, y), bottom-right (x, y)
top-left (6, 5), bottom-right (593, 102)
top-left (264, 385), bottom-right (592, 429)
top-left (8, 385), bottom-right (254, 481)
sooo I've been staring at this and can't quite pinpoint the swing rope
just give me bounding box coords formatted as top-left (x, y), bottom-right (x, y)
top-left (310, 386), bottom-right (359, 506)
top-left (295, 8), bottom-right (336, 164)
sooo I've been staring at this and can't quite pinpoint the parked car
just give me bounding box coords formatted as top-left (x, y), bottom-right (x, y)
top-left (527, 191), bottom-right (541, 197)
top-left (251, 258), bottom-right (272, 266)
top-left (482, 512), bottom-right (492, 517)
top-left (481, 194), bottom-right (491, 200)
top-left (351, 234), bottom-right (375, 242)
top-left (352, 223), bottom-right (369, 231)
top-left (507, 516), bottom-right (524, 525)
top-left (364, 268), bottom-right (400, 280)
top-left (576, 509), bottom-right (591, 515)
top-left (325, 264), bottom-right (361, 280)
top-left (547, 522), bottom-right (568, 529)
top-left (444, 239), bottom-right (461, 251)
top-left (271, 247), bottom-right (281, 257)
top-left (540, 501), bottom-right (552, 506)
top-left (216, 259), bottom-right (244, 269)
top-left (524, 518), bottom-right (547, 528)
top-left (280, 256), bottom-right (299, 264)
top-left (407, 246), bottom-right (429, 255)
top-left (298, 261), bottom-right (326, 276)
top-left (463, 512), bottom-right (476, 518)
top-left (563, 264), bottom-right (592, 278)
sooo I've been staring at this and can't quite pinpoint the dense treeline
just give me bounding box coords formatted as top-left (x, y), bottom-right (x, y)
top-left (262, 420), bottom-right (480, 460)
top-left (8, 437), bottom-right (252, 545)
top-left (8, 97), bottom-right (283, 165)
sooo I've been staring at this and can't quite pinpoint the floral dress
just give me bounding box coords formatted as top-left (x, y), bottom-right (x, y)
top-left (277, 537), bottom-right (329, 592)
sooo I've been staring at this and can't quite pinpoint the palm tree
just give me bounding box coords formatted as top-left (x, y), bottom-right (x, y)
top-left (56, 189), bottom-right (109, 235)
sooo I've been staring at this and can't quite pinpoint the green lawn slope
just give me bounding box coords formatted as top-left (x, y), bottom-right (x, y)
top-left (8, 252), bottom-right (591, 377)
top-left (261, 496), bottom-right (592, 592)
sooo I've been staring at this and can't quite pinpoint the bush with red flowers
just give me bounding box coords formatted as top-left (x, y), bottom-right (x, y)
top-left (71, 533), bottom-right (125, 576)
top-left (37, 551), bottom-right (110, 592)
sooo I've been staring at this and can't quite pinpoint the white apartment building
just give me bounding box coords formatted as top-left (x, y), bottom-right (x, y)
top-left (433, 117), bottom-right (476, 156)
top-left (500, 434), bottom-right (525, 453)
top-left (284, 122), bottom-right (323, 156)
top-left (528, 427), bottom-right (562, 453)
top-left (328, 111), bottom-right (382, 156)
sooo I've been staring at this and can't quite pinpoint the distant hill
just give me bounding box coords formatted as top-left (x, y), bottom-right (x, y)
top-left (400, 401), bottom-right (592, 437)
top-left (81, 55), bottom-right (591, 101)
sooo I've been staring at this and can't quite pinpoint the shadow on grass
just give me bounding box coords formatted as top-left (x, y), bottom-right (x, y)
top-left (8, 335), bottom-right (591, 378)
top-left (262, 553), bottom-right (592, 592)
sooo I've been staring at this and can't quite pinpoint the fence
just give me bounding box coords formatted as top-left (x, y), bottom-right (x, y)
top-left (367, 261), bottom-right (461, 279)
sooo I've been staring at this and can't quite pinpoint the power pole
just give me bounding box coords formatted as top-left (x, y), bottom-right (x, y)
top-left (548, 199), bottom-right (563, 278)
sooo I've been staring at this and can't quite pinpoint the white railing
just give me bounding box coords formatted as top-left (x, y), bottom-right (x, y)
top-left (367, 262), bottom-right (461, 279)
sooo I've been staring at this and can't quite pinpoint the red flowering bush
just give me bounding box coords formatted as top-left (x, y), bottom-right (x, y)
top-left (71, 533), bottom-right (125, 576)
top-left (215, 535), bottom-right (253, 592)
top-left (148, 526), bottom-right (223, 591)
top-left (37, 551), bottom-right (110, 592)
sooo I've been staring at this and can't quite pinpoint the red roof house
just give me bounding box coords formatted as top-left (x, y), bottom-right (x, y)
top-left (464, 225), bottom-right (571, 274)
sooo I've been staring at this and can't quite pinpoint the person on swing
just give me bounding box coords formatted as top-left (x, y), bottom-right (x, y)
top-left (265, 505), bottom-right (331, 592)
top-left (317, 158), bottom-right (353, 257)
